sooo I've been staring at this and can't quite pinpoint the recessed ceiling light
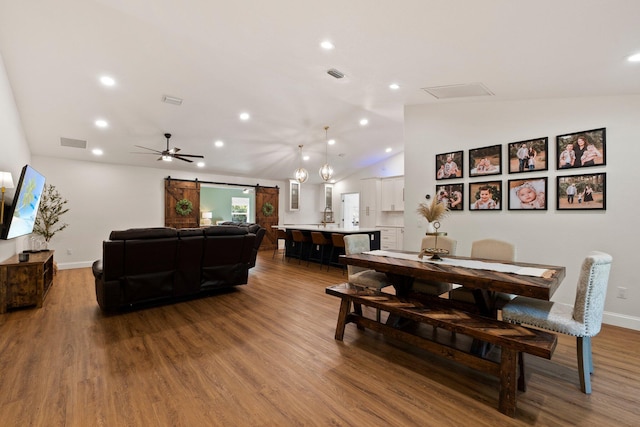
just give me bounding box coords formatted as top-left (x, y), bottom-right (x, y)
top-left (197, 162), bottom-right (205, 167)
top-left (303, 155), bottom-right (310, 161)
top-left (330, 179), bottom-right (336, 184)
top-left (214, 140), bottom-right (224, 147)
top-left (95, 119), bottom-right (108, 128)
top-left (320, 40), bottom-right (334, 50)
top-left (389, 83), bottom-right (400, 90)
top-left (385, 147), bottom-right (392, 153)
top-left (328, 139), bottom-right (336, 145)
top-left (628, 53), bottom-right (640, 62)
top-left (100, 76), bottom-right (115, 86)
top-left (92, 148), bottom-right (103, 155)
top-left (239, 112), bottom-right (250, 121)
top-left (359, 118), bottom-right (369, 126)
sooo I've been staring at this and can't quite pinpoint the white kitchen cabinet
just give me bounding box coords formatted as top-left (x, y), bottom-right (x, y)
top-left (380, 177), bottom-right (404, 211)
top-left (319, 183), bottom-right (333, 211)
top-left (359, 178), bottom-right (380, 228)
top-left (378, 227), bottom-right (404, 250)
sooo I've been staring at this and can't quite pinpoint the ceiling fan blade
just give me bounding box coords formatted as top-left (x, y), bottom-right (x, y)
top-left (134, 145), bottom-right (163, 154)
top-left (174, 154), bottom-right (204, 158)
top-left (171, 147), bottom-right (181, 153)
top-left (173, 156), bottom-right (194, 163)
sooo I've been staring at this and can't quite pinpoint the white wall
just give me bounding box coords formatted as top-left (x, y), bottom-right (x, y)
top-left (404, 95), bottom-right (640, 330)
top-left (0, 55), bottom-right (32, 261)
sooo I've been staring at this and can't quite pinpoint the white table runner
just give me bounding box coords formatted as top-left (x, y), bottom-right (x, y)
top-left (363, 250), bottom-right (551, 278)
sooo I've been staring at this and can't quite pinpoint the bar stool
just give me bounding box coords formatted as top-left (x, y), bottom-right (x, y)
top-left (328, 233), bottom-right (346, 274)
top-left (272, 229), bottom-right (289, 261)
top-left (307, 232), bottom-right (331, 268)
top-left (291, 230), bottom-right (311, 265)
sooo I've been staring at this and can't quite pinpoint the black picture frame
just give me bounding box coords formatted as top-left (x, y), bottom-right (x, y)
top-left (435, 151), bottom-right (463, 180)
top-left (469, 180), bottom-right (502, 211)
top-left (435, 183), bottom-right (464, 211)
top-left (508, 137), bottom-right (548, 174)
top-left (469, 144), bottom-right (502, 177)
top-left (556, 128), bottom-right (606, 170)
top-left (507, 177), bottom-right (548, 210)
top-left (556, 173), bottom-right (606, 210)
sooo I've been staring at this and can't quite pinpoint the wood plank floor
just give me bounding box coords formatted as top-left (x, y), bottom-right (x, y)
top-left (0, 251), bottom-right (638, 426)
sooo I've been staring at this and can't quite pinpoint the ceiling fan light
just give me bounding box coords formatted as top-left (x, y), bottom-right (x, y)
top-left (294, 167), bottom-right (309, 183)
top-left (162, 155), bottom-right (172, 162)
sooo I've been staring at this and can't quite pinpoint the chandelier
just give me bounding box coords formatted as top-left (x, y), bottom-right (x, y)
top-left (319, 126), bottom-right (334, 181)
top-left (294, 144), bottom-right (309, 183)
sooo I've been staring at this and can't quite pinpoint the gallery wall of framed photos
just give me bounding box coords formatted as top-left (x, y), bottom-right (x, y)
top-left (434, 127), bottom-right (606, 213)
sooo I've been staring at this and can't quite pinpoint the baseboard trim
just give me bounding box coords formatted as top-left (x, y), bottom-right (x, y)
top-left (58, 261), bottom-right (94, 270)
top-left (603, 311), bottom-right (640, 331)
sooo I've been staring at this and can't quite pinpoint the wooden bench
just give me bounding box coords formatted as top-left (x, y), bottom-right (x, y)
top-left (326, 283), bottom-right (557, 417)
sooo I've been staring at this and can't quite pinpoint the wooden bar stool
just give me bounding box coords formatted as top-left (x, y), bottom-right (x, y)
top-left (307, 231), bottom-right (331, 268)
top-left (328, 233), bottom-right (346, 274)
top-left (272, 229), bottom-right (289, 261)
top-left (291, 230), bottom-right (311, 265)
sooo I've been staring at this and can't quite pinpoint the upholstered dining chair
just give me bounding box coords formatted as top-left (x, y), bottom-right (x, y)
top-left (412, 235), bottom-right (457, 296)
top-left (344, 234), bottom-right (393, 321)
top-left (449, 238), bottom-right (516, 306)
top-left (502, 251), bottom-right (612, 394)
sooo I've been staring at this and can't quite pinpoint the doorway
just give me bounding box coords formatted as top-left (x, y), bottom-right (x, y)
top-left (341, 193), bottom-right (360, 227)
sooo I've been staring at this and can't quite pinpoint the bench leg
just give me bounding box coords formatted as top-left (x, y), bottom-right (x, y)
top-left (518, 352), bottom-right (526, 392)
top-left (499, 348), bottom-right (518, 417)
top-left (334, 298), bottom-right (351, 340)
top-left (353, 303), bottom-right (365, 330)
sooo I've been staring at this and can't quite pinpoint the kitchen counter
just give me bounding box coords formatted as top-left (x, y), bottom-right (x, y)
top-left (277, 224), bottom-right (379, 233)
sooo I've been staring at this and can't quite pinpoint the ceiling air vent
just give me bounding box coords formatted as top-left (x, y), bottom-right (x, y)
top-left (161, 95), bottom-right (183, 105)
top-left (60, 137), bottom-right (87, 149)
top-left (422, 82), bottom-right (494, 99)
top-left (327, 68), bottom-right (345, 79)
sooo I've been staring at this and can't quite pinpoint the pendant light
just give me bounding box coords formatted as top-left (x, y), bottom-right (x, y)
top-left (294, 144), bottom-right (309, 183)
top-left (319, 126), bottom-right (334, 181)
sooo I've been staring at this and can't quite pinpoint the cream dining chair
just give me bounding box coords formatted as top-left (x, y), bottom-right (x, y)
top-left (412, 235), bottom-right (457, 296)
top-left (449, 238), bottom-right (516, 307)
top-left (502, 251), bottom-right (612, 394)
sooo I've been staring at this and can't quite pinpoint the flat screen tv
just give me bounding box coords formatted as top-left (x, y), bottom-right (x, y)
top-left (1, 165), bottom-right (46, 240)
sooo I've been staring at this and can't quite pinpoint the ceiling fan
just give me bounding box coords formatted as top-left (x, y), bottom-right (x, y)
top-left (133, 133), bottom-right (204, 163)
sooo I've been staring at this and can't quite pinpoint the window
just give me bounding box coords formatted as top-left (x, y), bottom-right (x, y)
top-left (231, 197), bottom-right (250, 222)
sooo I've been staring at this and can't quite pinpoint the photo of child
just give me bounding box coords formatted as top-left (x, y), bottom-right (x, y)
top-left (436, 184), bottom-right (464, 211)
top-left (469, 181), bottom-right (502, 211)
top-left (508, 178), bottom-right (547, 210)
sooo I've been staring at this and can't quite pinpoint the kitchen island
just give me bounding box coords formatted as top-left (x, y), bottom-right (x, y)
top-left (276, 225), bottom-right (380, 266)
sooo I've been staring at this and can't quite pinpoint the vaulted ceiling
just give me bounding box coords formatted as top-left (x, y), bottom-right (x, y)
top-left (1, 1), bottom-right (638, 183)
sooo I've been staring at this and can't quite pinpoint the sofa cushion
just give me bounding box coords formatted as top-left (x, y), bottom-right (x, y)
top-left (110, 227), bottom-right (177, 240)
top-left (178, 228), bottom-right (204, 237)
top-left (204, 225), bottom-right (248, 236)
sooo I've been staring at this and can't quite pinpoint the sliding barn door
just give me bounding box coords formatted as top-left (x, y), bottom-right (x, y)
top-left (165, 179), bottom-right (200, 228)
top-left (256, 186), bottom-right (279, 251)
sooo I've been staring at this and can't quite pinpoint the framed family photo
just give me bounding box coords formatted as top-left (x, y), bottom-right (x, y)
top-left (435, 183), bottom-right (464, 211)
top-left (469, 144), bottom-right (501, 177)
top-left (556, 128), bottom-right (606, 170)
top-left (508, 137), bottom-right (548, 174)
top-left (469, 180), bottom-right (502, 211)
top-left (557, 173), bottom-right (606, 210)
top-left (435, 150), bottom-right (463, 180)
top-left (508, 177), bottom-right (548, 210)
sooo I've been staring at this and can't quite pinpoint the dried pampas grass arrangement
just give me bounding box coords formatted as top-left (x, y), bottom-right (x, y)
top-left (416, 198), bottom-right (448, 223)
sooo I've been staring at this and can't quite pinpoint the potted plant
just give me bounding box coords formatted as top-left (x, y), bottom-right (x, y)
top-left (33, 184), bottom-right (69, 248)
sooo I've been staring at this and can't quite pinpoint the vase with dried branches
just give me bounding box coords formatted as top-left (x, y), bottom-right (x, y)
top-left (416, 198), bottom-right (448, 234)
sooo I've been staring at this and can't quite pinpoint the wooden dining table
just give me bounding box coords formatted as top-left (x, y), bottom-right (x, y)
top-left (340, 250), bottom-right (566, 316)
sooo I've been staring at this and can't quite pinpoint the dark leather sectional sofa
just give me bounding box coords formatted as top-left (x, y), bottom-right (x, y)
top-left (92, 224), bottom-right (264, 311)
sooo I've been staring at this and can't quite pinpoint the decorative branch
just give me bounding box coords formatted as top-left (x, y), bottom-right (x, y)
top-left (33, 184), bottom-right (70, 243)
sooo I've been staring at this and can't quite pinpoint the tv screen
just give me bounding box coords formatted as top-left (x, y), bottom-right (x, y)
top-left (1, 165), bottom-right (46, 240)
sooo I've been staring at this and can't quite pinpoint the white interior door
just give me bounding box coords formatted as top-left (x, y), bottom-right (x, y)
top-left (341, 193), bottom-right (360, 227)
